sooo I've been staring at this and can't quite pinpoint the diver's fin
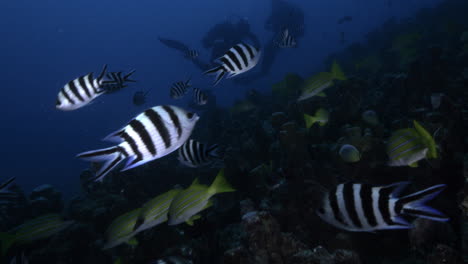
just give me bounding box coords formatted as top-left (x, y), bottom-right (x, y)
top-left (97, 64), bottom-right (108, 82)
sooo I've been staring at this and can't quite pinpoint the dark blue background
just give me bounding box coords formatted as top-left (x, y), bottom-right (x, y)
top-left (0, 0), bottom-right (442, 198)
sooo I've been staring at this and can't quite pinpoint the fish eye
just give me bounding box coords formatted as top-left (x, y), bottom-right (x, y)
top-left (186, 112), bottom-right (195, 119)
top-left (56, 98), bottom-right (61, 106)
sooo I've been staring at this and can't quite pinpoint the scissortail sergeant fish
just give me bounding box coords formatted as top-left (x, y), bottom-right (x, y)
top-left (193, 88), bottom-right (208, 105)
top-left (185, 49), bottom-right (199, 60)
top-left (56, 65), bottom-right (109, 111)
top-left (102, 70), bottom-right (137, 93)
top-left (170, 78), bottom-right (192, 99)
top-left (178, 139), bottom-right (220, 168)
top-left (317, 182), bottom-right (448, 232)
top-left (204, 43), bottom-right (261, 86)
top-left (77, 105), bottom-right (199, 182)
top-left (0, 214), bottom-right (73, 255)
top-left (277, 28), bottom-right (297, 48)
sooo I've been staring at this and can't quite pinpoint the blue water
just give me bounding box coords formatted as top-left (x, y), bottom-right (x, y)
top-left (0, 0), bottom-right (443, 199)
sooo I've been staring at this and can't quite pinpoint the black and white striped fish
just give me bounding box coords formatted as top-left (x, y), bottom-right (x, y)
top-left (56, 65), bottom-right (109, 111)
top-left (0, 177), bottom-right (17, 200)
top-left (102, 70), bottom-right (136, 93)
top-left (185, 49), bottom-right (199, 59)
top-left (316, 182), bottom-right (448, 232)
top-left (203, 43), bottom-right (261, 86)
top-left (178, 139), bottom-right (220, 168)
top-left (193, 88), bottom-right (208, 105)
top-left (77, 105), bottom-right (199, 181)
top-left (277, 28), bottom-right (297, 48)
top-left (170, 79), bottom-right (191, 99)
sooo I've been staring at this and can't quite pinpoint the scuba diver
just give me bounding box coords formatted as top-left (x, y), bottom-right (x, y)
top-left (201, 16), bottom-right (260, 62)
top-left (158, 0), bottom-right (305, 85)
top-left (158, 16), bottom-right (259, 71)
top-left (238, 0), bottom-right (305, 84)
top-left (158, 16), bottom-right (260, 84)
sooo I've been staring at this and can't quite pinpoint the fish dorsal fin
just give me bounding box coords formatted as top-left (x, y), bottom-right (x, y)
top-left (383, 181), bottom-right (410, 199)
top-left (330, 61), bottom-right (346, 81)
top-left (185, 214), bottom-right (201, 226)
top-left (191, 178), bottom-right (200, 186)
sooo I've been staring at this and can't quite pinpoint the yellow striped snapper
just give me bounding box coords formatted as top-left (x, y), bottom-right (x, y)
top-left (103, 208), bottom-right (142, 250)
top-left (133, 189), bottom-right (181, 234)
top-left (0, 214), bottom-right (73, 255)
top-left (386, 120), bottom-right (438, 167)
top-left (167, 169), bottom-right (235, 226)
top-left (298, 61), bottom-right (346, 101)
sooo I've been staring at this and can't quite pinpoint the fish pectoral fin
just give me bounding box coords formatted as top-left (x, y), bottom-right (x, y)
top-left (185, 214), bottom-right (201, 226)
top-left (126, 237), bottom-right (138, 247)
top-left (203, 199), bottom-right (214, 210)
top-left (408, 162), bottom-right (418, 168)
top-left (317, 92), bottom-right (327, 97)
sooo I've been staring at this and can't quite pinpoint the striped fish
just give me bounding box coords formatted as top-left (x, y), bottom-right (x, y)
top-left (298, 61), bottom-right (346, 101)
top-left (170, 78), bottom-right (191, 99)
top-left (185, 49), bottom-right (199, 59)
top-left (178, 139), bottom-right (220, 168)
top-left (103, 208), bottom-right (142, 250)
top-left (0, 214), bottom-right (73, 255)
top-left (102, 70), bottom-right (136, 93)
top-left (77, 105), bottom-right (199, 182)
top-left (277, 28), bottom-right (297, 48)
top-left (133, 189), bottom-right (181, 234)
top-left (193, 88), bottom-right (208, 105)
top-left (0, 177), bottom-right (17, 200)
top-left (203, 43), bottom-right (261, 86)
top-left (317, 182), bottom-right (448, 232)
top-left (167, 169), bottom-right (235, 226)
top-left (56, 65), bottom-right (109, 111)
top-left (387, 121), bottom-right (437, 167)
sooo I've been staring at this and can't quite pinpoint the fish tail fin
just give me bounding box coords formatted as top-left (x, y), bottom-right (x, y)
top-left (97, 64), bottom-right (108, 83)
top-left (331, 61), bottom-right (346, 81)
top-left (76, 146), bottom-right (125, 182)
top-left (207, 144), bottom-right (222, 159)
top-left (208, 169), bottom-right (235, 195)
top-left (304, 114), bottom-right (316, 129)
top-left (203, 66), bottom-right (225, 86)
top-left (0, 177), bottom-right (16, 191)
top-left (0, 232), bottom-right (15, 256)
top-left (124, 69), bottom-right (137, 82)
top-left (396, 184), bottom-right (448, 222)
